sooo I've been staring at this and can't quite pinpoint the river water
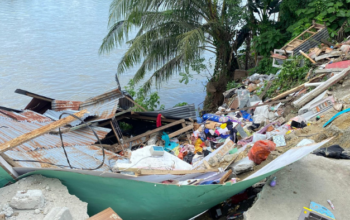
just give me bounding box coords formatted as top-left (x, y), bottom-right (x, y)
top-left (0, 0), bottom-right (212, 110)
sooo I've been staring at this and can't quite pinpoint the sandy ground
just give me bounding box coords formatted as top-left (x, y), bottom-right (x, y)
top-left (0, 175), bottom-right (89, 220)
top-left (244, 154), bottom-right (350, 220)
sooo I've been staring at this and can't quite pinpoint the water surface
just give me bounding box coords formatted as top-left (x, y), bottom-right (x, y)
top-left (0, 0), bottom-right (211, 110)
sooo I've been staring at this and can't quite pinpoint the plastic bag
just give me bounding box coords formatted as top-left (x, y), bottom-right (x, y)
top-left (248, 140), bottom-right (276, 165)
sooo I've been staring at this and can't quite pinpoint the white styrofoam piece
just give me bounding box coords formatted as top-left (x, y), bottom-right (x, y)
top-left (114, 145), bottom-right (192, 171)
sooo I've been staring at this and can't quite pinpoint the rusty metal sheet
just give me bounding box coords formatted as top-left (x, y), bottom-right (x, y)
top-left (5, 145), bottom-right (118, 172)
top-left (0, 110), bottom-right (52, 123)
top-left (79, 88), bottom-right (124, 121)
top-left (0, 115), bottom-right (110, 152)
top-left (52, 100), bottom-right (82, 111)
top-left (44, 109), bottom-right (95, 127)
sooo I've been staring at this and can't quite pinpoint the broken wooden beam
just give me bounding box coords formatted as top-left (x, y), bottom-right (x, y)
top-left (294, 67), bottom-right (350, 108)
top-left (168, 124), bottom-right (194, 138)
top-left (0, 110), bottom-right (88, 153)
top-left (315, 68), bottom-right (344, 74)
top-left (111, 119), bottom-right (186, 149)
top-left (315, 51), bottom-right (342, 61)
top-left (120, 168), bottom-right (219, 175)
top-left (219, 169), bottom-right (233, 184)
top-left (270, 84), bottom-right (305, 102)
top-left (300, 50), bottom-right (316, 64)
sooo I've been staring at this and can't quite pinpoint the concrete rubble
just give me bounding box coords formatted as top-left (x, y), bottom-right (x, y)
top-left (244, 155), bottom-right (350, 220)
top-left (0, 175), bottom-right (89, 220)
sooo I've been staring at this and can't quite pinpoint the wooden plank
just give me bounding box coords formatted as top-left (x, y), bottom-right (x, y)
top-left (306, 30), bottom-right (316, 34)
top-left (124, 119), bottom-right (185, 143)
top-left (124, 96), bottom-right (147, 112)
top-left (315, 68), bottom-right (344, 74)
top-left (270, 84), bottom-right (306, 102)
top-left (0, 156), bottom-right (18, 179)
top-left (203, 160), bottom-right (212, 169)
top-left (282, 25), bottom-right (315, 50)
top-left (259, 81), bottom-right (272, 99)
top-left (294, 67), bottom-right (350, 108)
top-left (0, 110), bottom-right (88, 153)
top-left (300, 50), bottom-right (316, 64)
top-left (110, 121), bottom-right (121, 144)
top-left (315, 51), bottom-right (342, 61)
top-left (219, 170), bottom-right (232, 184)
top-left (168, 124), bottom-right (194, 139)
top-left (0, 153), bottom-right (19, 167)
top-left (182, 122), bottom-right (192, 143)
top-left (88, 207), bottom-right (122, 220)
top-left (127, 168), bottom-right (219, 175)
top-left (226, 97), bottom-right (294, 113)
top-left (129, 115), bottom-right (177, 123)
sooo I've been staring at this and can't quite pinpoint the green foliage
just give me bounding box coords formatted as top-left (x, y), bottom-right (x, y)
top-left (248, 57), bottom-right (279, 75)
top-left (174, 102), bottom-right (188, 107)
top-left (266, 56), bottom-right (311, 98)
top-left (100, 0), bottom-right (247, 93)
top-left (124, 79), bottom-right (165, 111)
top-left (226, 81), bottom-right (242, 90)
top-left (119, 122), bottom-right (133, 131)
top-left (287, 0), bottom-right (350, 38)
top-left (179, 58), bottom-right (211, 84)
top-left (253, 28), bottom-right (288, 56)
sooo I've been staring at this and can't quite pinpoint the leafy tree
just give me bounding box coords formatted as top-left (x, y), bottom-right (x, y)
top-left (100, 0), bottom-right (249, 108)
top-left (124, 79), bottom-right (165, 111)
top-left (287, 0), bottom-right (350, 38)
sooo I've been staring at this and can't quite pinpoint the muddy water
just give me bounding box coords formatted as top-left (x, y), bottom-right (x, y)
top-left (0, 0), bottom-right (212, 110)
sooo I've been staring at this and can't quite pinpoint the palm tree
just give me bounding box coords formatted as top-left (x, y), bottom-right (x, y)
top-left (100, 0), bottom-right (248, 108)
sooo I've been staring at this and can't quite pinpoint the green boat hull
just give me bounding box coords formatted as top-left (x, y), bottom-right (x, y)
top-left (18, 169), bottom-right (277, 220)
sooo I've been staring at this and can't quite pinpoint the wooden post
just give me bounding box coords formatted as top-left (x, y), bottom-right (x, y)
top-left (299, 50), bottom-right (317, 64)
top-left (181, 122), bottom-right (192, 143)
top-left (0, 110), bottom-right (88, 153)
top-left (124, 96), bottom-right (147, 112)
top-left (110, 121), bottom-right (121, 144)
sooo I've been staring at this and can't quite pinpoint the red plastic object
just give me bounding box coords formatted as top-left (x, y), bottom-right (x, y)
top-left (248, 140), bottom-right (276, 165)
top-left (325, 60), bottom-right (350, 69)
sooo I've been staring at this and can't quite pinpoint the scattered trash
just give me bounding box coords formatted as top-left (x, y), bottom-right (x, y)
top-left (313, 144), bottom-right (350, 159)
top-left (248, 140), bottom-right (276, 165)
top-left (269, 177), bottom-right (277, 187)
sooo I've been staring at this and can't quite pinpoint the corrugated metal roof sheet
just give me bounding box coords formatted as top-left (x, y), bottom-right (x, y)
top-left (137, 104), bottom-right (197, 119)
top-left (52, 100), bottom-right (82, 111)
top-left (79, 88), bottom-right (124, 121)
top-left (0, 115), bottom-right (110, 152)
top-left (5, 145), bottom-right (118, 172)
top-left (44, 109), bottom-right (96, 127)
top-left (0, 111), bottom-right (115, 172)
top-left (0, 110), bottom-right (52, 123)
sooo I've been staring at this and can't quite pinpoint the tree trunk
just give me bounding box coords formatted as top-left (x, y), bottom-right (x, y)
top-left (203, 44), bottom-right (238, 111)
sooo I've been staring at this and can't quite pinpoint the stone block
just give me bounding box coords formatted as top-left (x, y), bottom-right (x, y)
top-left (10, 190), bottom-right (44, 210)
top-left (43, 207), bottom-right (73, 220)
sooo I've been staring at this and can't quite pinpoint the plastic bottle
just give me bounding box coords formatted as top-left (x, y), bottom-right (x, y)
top-left (270, 176), bottom-right (277, 187)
